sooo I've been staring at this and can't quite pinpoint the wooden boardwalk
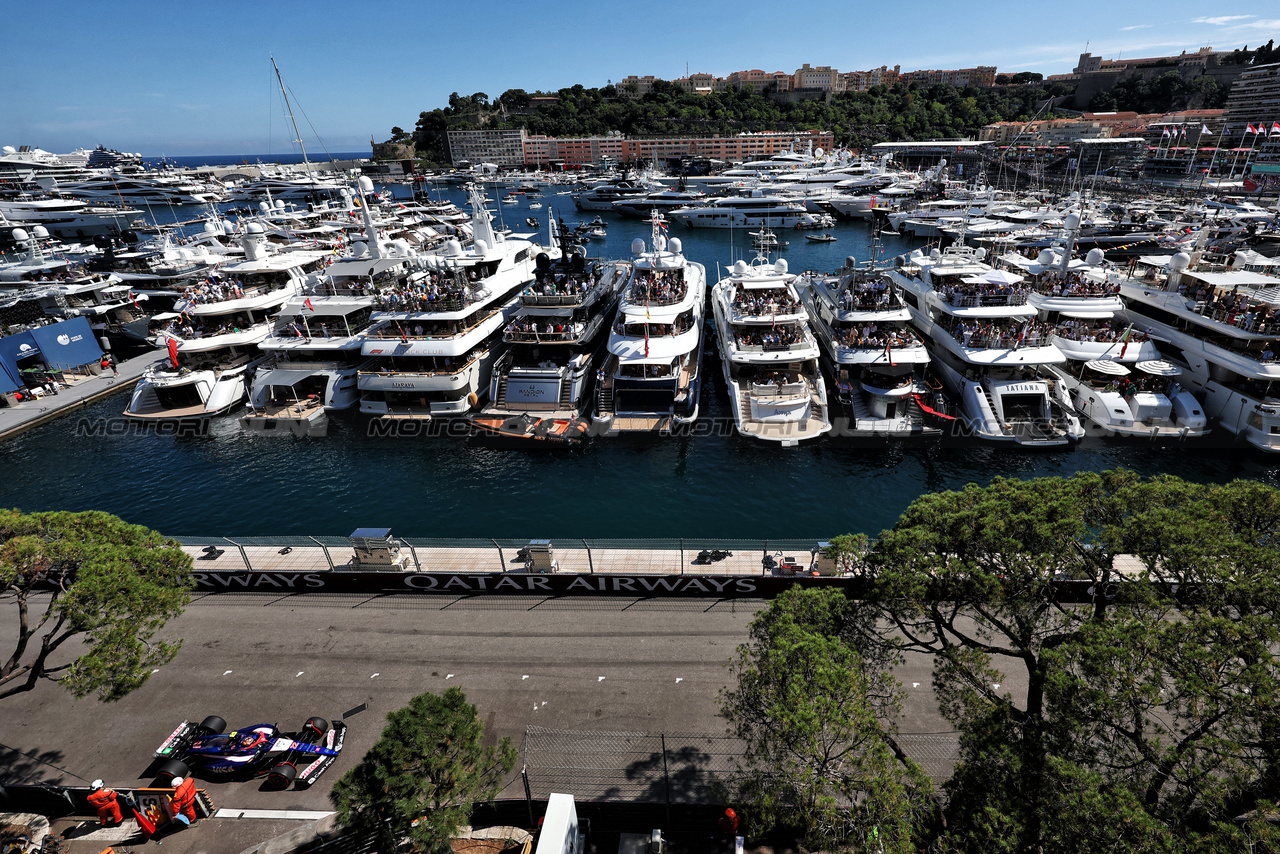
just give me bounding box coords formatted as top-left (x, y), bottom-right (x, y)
top-left (0, 348), bottom-right (163, 441)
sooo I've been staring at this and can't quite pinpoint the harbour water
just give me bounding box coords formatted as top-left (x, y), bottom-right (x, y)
top-left (2, 181), bottom-right (1276, 539)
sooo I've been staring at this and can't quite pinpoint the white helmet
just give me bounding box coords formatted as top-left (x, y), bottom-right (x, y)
top-left (171, 776), bottom-right (185, 786)
top-left (91, 779), bottom-right (104, 790)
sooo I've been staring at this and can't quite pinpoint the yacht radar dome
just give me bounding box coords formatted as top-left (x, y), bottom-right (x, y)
top-left (733, 260), bottom-right (748, 276)
top-left (358, 176), bottom-right (375, 194)
top-left (631, 238), bottom-right (645, 255)
top-left (1170, 252), bottom-right (1191, 271)
top-left (667, 237), bottom-right (681, 254)
top-left (31, 226), bottom-right (49, 239)
top-left (473, 239), bottom-right (489, 256)
top-left (776, 258), bottom-right (788, 274)
top-left (1, 146), bottom-right (15, 155)
top-left (846, 255), bottom-right (858, 269)
top-left (10, 228), bottom-right (28, 242)
top-left (1064, 213), bottom-right (1081, 231)
top-left (1036, 249), bottom-right (1056, 266)
top-left (351, 241), bottom-right (368, 256)
top-left (246, 222), bottom-right (265, 234)
top-left (1085, 248), bottom-right (1105, 266)
top-left (444, 239), bottom-right (462, 257)
top-left (973, 247), bottom-right (987, 260)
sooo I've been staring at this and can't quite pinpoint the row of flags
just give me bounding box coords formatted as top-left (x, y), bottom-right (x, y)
top-left (1162, 122), bottom-right (1280, 137)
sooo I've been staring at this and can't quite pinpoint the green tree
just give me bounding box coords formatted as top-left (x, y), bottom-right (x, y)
top-left (720, 588), bottom-right (935, 852)
top-left (863, 471), bottom-right (1280, 852)
top-left (0, 509), bottom-right (192, 701)
top-left (823, 534), bottom-right (870, 576)
top-left (331, 687), bottom-right (516, 854)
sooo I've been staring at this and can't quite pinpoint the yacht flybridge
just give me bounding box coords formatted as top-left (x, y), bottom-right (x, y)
top-left (710, 250), bottom-right (831, 445)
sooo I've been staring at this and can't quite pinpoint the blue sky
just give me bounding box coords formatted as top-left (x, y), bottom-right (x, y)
top-left (5, 1), bottom-right (1278, 156)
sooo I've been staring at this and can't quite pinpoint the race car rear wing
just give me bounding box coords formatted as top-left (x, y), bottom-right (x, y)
top-left (155, 720), bottom-right (199, 759)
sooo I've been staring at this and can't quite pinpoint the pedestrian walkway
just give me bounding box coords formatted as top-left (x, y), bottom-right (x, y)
top-left (0, 348), bottom-right (162, 441)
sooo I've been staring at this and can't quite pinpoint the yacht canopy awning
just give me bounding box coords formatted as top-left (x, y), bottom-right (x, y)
top-left (1136, 360), bottom-right (1181, 376)
top-left (1185, 270), bottom-right (1280, 288)
top-left (1086, 360), bottom-right (1130, 375)
top-left (1060, 310), bottom-right (1114, 319)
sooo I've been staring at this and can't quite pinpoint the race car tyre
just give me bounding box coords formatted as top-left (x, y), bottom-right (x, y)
top-left (267, 762), bottom-right (297, 789)
top-left (198, 715), bottom-right (227, 735)
top-left (304, 717), bottom-right (329, 739)
top-left (156, 759), bottom-right (189, 782)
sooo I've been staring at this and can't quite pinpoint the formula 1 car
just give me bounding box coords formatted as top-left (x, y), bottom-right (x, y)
top-left (153, 714), bottom-right (346, 789)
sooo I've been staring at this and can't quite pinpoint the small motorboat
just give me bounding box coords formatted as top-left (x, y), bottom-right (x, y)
top-left (471, 412), bottom-right (590, 445)
top-left (526, 217), bottom-right (540, 227)
top-left (501, 194), bottom-right (519, 204)
top-left (585, 226), bottom-right (606, 239)
top-left (805, 232), bottom-right (838, 243)
top-left (529, 202), bottom-right (543, 210)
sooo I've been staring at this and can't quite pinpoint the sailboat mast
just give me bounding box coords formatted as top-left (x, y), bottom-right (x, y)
top-left (272, 56), bottom-right (313, 179)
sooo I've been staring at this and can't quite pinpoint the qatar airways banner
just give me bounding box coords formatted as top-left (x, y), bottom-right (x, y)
top-left (190, 570), bottom-right (1102, 601)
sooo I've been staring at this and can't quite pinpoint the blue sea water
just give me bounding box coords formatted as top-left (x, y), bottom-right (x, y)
top-left (1, 180), bottom-right (1276, 539)
top-left (145, 151), bottom-right (370, 170)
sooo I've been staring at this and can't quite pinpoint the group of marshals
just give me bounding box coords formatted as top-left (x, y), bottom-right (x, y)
top-left (87, 777), bottom-right (198, 832)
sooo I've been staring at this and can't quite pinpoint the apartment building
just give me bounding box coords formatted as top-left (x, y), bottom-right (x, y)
top-left (900, 66), bottom-right (998, 88)
top-left (445, 128), bottom-right (528, 166)
top-left (1223, 63), bottom-right (1280, 132)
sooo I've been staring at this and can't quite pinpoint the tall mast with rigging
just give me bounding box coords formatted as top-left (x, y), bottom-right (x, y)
top-left (271, 56), bottom-right (313, 179)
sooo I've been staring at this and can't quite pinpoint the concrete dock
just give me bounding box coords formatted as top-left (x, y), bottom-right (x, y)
top-left (0, 348), bottom-right (162, 441)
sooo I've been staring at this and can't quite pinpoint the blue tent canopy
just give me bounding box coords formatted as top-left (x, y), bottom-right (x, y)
top-left (28, 317), bottom-right (102, 371)
top-left (0, 331), bottom-right (39, 393)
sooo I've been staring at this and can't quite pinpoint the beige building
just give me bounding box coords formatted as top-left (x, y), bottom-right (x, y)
top-left (793, 64), bottom-right (845, 92)
top-left (445, 128), bottom-right (528, 166)
top-left (617, 75), bottom-right (660, 98)
top-left (900, 66), bottom-right (997, 88)
top-left (1223, 63), bottom-right (1280, 132)
top-left (843, 65), bottom-right (901, 92)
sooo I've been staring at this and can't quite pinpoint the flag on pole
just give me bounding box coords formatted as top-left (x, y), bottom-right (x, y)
top-left (1272, 122), bottom-right (1280, 135)
top-left (1201, 125), bottom-right (1212, 135)
top-left (167, 337), bottom-right (179, 368)
top-left (128, 290), bottom-right (139, 308)
top-left (1247, 124), bottom-right (1258, 134)
top-left (885, 341), bottom-right (895, 367)
top-left (1118, 324), bottom-right (1134, 359)
top-left (304, 297), bottom-right (315, 312)
top-left (1161, 127), bottom-right (1171, 138)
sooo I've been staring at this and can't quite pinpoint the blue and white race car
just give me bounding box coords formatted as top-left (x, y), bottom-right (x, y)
top-left (153, 714), bottom-right (346, 789)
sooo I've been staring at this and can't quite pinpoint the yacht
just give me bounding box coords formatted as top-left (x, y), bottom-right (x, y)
top-left (572, 178), bottom-right (659, 211)
top-left (798, 257), bottom-right (937, 437)
top-left (357, 185), bottom-right (549, 421)
top-left (0, 197), bottom-right (139, 239)
top-left (1119, 252), bottom-right (1280, 451)
top-left (668, 189), bottom-right (818, 230)
top-left (595, 216), bottom-right (708, 435)
top-left (471, 235), bottom-right (627, 443)
top-left (56, 173), bottom-right (228, 206)
top-left (124, 225), bottom-right (325, 420)
top-left (610, 189), bottom-right (707, 218)
top-left (1004, 243), bottom-right (1209, 441)
top-left (243, 179), bottom-right (402, 436)
top-left (889, 243), bottom-right (1083, 446)
top-left (710, 251), bottom-right (831, 445)
top-left (231, 173), bottom-right (349, 204)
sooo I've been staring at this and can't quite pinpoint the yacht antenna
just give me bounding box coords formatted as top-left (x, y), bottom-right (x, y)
top-left (272, 56), bottom-right (313, 179)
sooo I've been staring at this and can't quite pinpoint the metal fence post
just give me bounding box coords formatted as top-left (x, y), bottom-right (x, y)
top-left (679, 538), bottom-right (684, 571)
top-left (522, 765), bottom-right (534, 827)
top-left (661, 733), bottom-right (671, 826)
top-left (493, 538), bottom-right (506, 572)
top-left (308, 536), bottom-right (335, 571)
top-left (583, 539), bottom-right (593, 574)
top-left (403, 539), bottom-right (422, 571)
top-left (224, 537), bottom-right (251, 572)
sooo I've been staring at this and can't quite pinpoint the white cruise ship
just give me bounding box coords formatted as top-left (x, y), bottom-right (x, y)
top-left (357, 185), bottom-right (548, 420)
top-left (1120, 252), bottom-right (1280, 451)
top-left (798, 257), bottom-right (936, 437)
top-left (668, 189), bottom-right (821, 230)
top-left (1005, 243), bottom-right (1208, 441)
top-left (124, 225), bottom-right (325, 420)
top-left (595, 217), bottom-right (708, 435)
top-left (710, 251), bottom-right (831, 445)
top-left (890, 244), bottom-right (1083, 446)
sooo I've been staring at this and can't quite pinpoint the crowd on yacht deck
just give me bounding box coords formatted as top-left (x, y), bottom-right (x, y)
top-left (834, 323), bottom-right (918, 349)
top-left (946, 318), bottom-right (1054, 349)
top-left (732, 284), bottom-right (801, 316)
top-left (836, 280), bottom-right (894, 310)
top-left (1053, 319), bottom-right (1148, 343)
top-left (1028, 272), bottom-right (1121, 297)
top-left (1185, 284), bottom-right (1280, 334)
top-left (630, 269), bottom-right (686, 304)
top-left (371, 270), bottom-right (473, 312)
top-left (735, 325), bottom-right (804, 348)
top-left (505, 317), bottom-right (586, 340)
top-left (941, 280), bottom-right (1030, 306)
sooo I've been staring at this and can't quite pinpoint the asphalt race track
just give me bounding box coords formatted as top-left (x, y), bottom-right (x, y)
top-left (0, 593), bottom-right (988, 815)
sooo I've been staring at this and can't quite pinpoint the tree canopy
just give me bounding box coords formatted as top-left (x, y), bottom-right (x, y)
top-left (331, 687), bottom-right (517, 854)
top-left (725, 471), bottom-right (1280, 854)
top-left (0, 509), bottom-right (192, 702)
